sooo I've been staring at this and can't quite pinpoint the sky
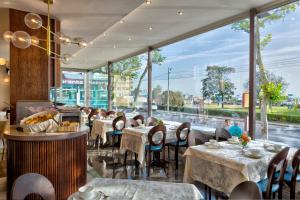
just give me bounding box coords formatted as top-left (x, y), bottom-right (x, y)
top-left (136, 3), bottom-right (300, 98)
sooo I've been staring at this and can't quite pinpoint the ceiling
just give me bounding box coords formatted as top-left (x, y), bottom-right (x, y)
top-left (1, 0), bottom-right (279, 69)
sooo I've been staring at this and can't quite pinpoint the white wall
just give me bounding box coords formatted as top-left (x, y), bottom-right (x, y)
top-left (0, 8), bottom-right (10, 110)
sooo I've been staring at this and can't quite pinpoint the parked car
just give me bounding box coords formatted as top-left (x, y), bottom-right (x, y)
top-left (141, 103), bottom-right (157, 111)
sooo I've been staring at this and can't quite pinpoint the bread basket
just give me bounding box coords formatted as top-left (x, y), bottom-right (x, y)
top-left (20, 110), bottom-right (60, 133)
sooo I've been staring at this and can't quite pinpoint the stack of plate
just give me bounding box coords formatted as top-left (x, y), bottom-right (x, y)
top-left (243, 148), bottom-right (263, 159)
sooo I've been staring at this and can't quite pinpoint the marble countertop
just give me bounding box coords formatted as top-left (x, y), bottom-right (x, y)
top-left (4, 125), bottom-right (89, 141)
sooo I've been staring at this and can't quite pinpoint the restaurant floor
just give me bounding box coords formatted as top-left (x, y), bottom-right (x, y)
top-left (87, 146), bottom-right (300, 200)
top-left (0, 147), bottom-right (298, 199)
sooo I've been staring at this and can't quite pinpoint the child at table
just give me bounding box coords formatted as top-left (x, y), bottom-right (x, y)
top-left (229, 121), bottom-right (243, 137)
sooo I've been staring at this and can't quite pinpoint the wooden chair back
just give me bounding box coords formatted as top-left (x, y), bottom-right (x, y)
top-left (133, 115), bottom-right (144, 125)
top-left (215, 128), bottom-right (231, 141)
top-left (291, 149), bottom-right (300, 183)
top-left (129, 119), bottom-right (139, 127)
top-left (106, 110), bottom-right (116, 116)
top-left (265, 147), bottom-right (290, 199)
top-left (100, 109), bottom-right (107, 118)
top-left (148, 125), bottom-right (166, 147)
top-left (146, 117), bottom-right (158, 126)
top-left (176, 122), bottom-right (191, 143)
top-left (229, 181), bottom-right (262, 200)
top-left (112, 116), bottom-right (126, 131)
top-left (11, 173), bottom-right (55, 200)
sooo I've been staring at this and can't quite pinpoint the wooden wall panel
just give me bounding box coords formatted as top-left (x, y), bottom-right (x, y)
top-left (9, 9), bottom-right (61, 124)
top-left (7, 135), bottom-right (87, 200)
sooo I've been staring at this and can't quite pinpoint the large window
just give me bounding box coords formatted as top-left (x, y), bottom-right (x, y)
top-left (50, 71), bottom-right (85, 106)
top-left (112, 53), bottom-right (148, 114)
top-left (152, 20), bottom-right (250, 131)
top-left (255, 2), bottom-right (300, 147)
top-left (89, 67), bottom-right (108, 109)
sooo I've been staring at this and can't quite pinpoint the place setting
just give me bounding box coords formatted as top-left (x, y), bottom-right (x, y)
top-left (204, 139), bottom-right (222, 149)
top-left (68, 185), bottom-right (109, 200)
top-left (263, 143), bottom-right (285, 153)
top-left (227, 136), bottom-right (240, 145)
top-left (242, 148), bottom-right (264, 159)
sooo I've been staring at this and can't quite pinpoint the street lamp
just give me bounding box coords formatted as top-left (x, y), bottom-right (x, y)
top-left (167, 67), bottom-right (172, 111)
top-left (219, 79), bottom-right (225, 108)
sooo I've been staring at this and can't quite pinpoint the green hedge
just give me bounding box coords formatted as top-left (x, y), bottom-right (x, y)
top-left (157, 105), bottom-right (300, 124)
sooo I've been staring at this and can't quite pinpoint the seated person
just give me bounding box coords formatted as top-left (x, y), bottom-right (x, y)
top-left (224, 119), bottom-right (231, 130)
top-left (229, 122), bottom-right (242, 137)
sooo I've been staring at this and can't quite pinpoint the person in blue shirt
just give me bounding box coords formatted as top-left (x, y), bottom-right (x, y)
top-left (229, 121), bottom-right (243, 137)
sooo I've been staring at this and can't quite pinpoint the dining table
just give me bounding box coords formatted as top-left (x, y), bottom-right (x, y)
top-left (68, 178), bottom-right (203, 200)
top-left (120, 124), bottom-right (179, 166)
top-left (183, 140), bottom-right (297, 195)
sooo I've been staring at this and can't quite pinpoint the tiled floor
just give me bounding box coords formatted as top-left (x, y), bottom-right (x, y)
top-left (87, 146), bottom-right (300, 200)
top-left (0, 146), bottom-right (298, 199)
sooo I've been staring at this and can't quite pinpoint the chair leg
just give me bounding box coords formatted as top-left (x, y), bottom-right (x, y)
top-left (124, 150), bottom-right (128, 165)
top-left (272, 192), bottom-right (276, 199)
top-left (290, 182), bottom-right (296, 200)
top-left (162, 148), bottom-right (167, 177)
top-left (147, 150), bottom-right (151, 177)
top-left (1, 139), bottom-right (5, 160)
top-left (167, 145), bottom-right (170, 162)
top-left (175, 146), bottom-right (179, 170)
top-left (134, 153), bottom-right (139, 168)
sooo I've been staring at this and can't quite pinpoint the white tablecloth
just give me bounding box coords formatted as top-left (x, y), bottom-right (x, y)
top-left (91, 119), bottom-right (114, 142)
top-left (120, 125), bottom-right (177, 165)
top-left (183, 140), bottom-right (296, 195)
top-left (190, 126), bottom-right (216, 145)
top-left (68, 178), bottom-right (203, 200)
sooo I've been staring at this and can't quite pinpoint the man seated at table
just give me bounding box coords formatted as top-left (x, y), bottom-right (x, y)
top-left (224, 119), bottom-right (231, 131)
top-left (229, 121), bottom-right (242, 137)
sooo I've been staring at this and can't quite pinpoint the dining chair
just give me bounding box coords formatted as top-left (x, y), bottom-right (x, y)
top-left (145, 125), bottom-right (166, 177)
top-left (133, 115), bottom-right (144, 125)
top-left (87, 108), bottom-right (99, 137)
top-left (11, 173), bottom-right (55, 200)
top-left (257, 147), bottom-right (290, 199)
top-left (215, 128), bottom-right (231, 142)
top-left (129, 119), bottom-right (139, 127)
top-left (106, 116), bottom-right (126, 153)
top-left (106, 110), bottom-right (116, 117)
top-left (166, 122), bottom-right (191, 169)
top-left (100, 109), bottom-right (107, 118)
top-left (278, 148), bottom-right (299, 199)
top-left (229, 181), bottom-right (262, 200)
top-left (146, 117), bottom-right (158, 126)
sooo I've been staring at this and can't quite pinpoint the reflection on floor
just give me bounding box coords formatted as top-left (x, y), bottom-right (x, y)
top-left (87, 146), bottom-right (300, 200)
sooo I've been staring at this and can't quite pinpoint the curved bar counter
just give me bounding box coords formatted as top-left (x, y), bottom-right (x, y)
top-left (4, 126), bottom-right (88, 200)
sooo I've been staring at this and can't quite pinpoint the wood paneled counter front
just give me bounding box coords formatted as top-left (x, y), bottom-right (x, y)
top-left (4, 126), bottom-right (88, 200)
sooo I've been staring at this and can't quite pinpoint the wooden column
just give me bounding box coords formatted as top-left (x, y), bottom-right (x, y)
top-left (107, 61), bottom-right (112, 110)
top-left (147, 47), bottom-right (153, 117)
top-left (249, 9), bottom-right (257, 139)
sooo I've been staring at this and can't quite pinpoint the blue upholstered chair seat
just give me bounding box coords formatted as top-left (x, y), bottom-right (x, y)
top-left (257, 178), bottom-right (280, 193)
top-left (145, 145), bottom-right (163, 151)
top-left (107, 130), bottom-right (122, 135)
top-left (169, 140), bottom-right (187, 146)
top-left (275, 166), bottom-right (300, 182)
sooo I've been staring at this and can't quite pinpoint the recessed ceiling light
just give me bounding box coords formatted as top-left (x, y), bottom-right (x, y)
top-left (128, 37), bottom-right (132, 41)
top-left (149, 26), bottom-right (153, 31)
top-left (113, 45), bottom-right (117, 48)
top-left (145, 0), bottom-right (151, 5)
top-left (89, 41), bottom-right (94, 45)
top-left (177, 11), bottom-right (183, 16)
top-left (103, 33), bottom-right (106, 37)
top-left (120, 20), bottom-right (124, 24)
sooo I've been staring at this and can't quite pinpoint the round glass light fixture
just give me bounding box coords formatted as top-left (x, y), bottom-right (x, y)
top-left (0, 58), bottom-right (6, 66)
top-left (3, 31), bottom-right (13, 42)
top-left (54, 32), bottom-right (66, 44)
top-left (12, 31), bottom-right (31, 49)
top-left (24, 13), bottom-right (43, 29)
top-left (61, 53), bottom-right (72, 64)
top-left (62, 36), bottom-right (72, 45)
top-left (74, 38), bottom-right (88, 48)
top-left (31, 36), bottom-right (40, 45)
